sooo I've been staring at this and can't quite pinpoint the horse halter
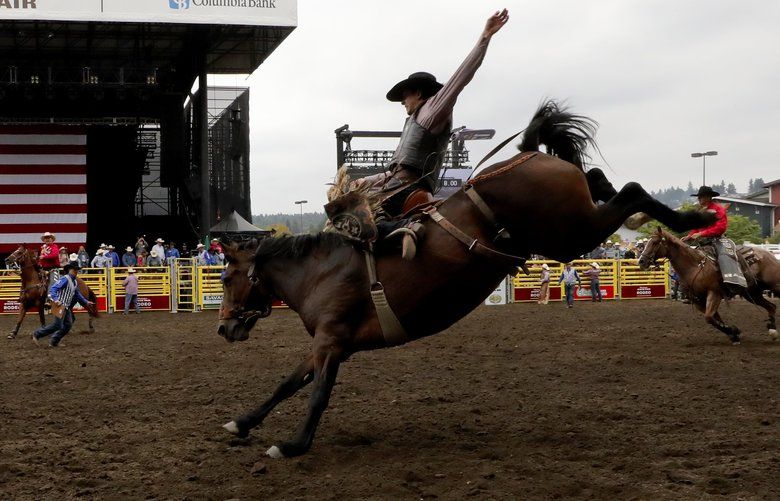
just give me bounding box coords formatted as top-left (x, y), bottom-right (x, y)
top-left (218, 261), bottom-right (272, 322)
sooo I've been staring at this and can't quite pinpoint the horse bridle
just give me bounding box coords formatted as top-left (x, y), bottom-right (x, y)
top-left (218, 261), bottom-right (272, 323)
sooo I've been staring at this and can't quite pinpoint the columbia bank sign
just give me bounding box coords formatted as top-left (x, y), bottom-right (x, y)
top-left (169, 0), bottom-right (279, 8)
top-left (0, 0), bottom-right (296, 26)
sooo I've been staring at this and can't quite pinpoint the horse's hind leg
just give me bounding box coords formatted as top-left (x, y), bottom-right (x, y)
top-left (8, 308), bottom-right (27, 339)
top-left (747, 291), bottom-right (778, 340)
top-left (267, 346), bottom-right (342, 459)
top-left (224, 354), bottom-right (315, 439)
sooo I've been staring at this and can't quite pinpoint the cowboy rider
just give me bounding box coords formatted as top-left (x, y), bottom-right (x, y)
top-left (38, 231), bottom-right (61, 289)
top-left (358, 9), bottom-right (510, 217)
top-left (681, 185), bottom-right (747, 289)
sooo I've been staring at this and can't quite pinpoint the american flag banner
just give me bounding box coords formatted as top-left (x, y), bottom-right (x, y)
top-left (0, 125), bottom-right (87, 254)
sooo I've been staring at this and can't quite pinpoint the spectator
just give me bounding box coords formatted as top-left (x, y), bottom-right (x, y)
top-left (623, 247), bottom-right (636, 259)
top-left (209, 247), bottom-right (224, 266)
top-left (165, 242), bottom-right (180, 261)
top-left (122, 268), bottom-right (140, 315)
top-left (105, 245), bottom-right (120, 267)
top-left (196, 243), bottom-right (213, 265)
top-left (137, 250), bottom-right (148, 267)
top-left (134, 236), bottom-right (148, 256)
top-left (181, 242), bottom-right (190, 257)
top-left (147, 250), bottom-right (163, 267)
top-left (151, 238), bottom-right (166, 265)
top-left (121, 246), bottom-right (137, 267)
top-left (77, 245), bottom-right (90, 268)
top-left (58, 247), bottom-right (70, 267)
top-left (603, 241), bottom-right (619, 259)
top-left (558, 263), bottom-right (582, 308)
top-left (590, 243), bottom-right (606, 260)
top-left (32, 263), bottom-right (94, 347)
top-left (209, 238), bottom-right (223, 254)
top-left (670, 267), bottom-right (682, 301)
top-left (582, 262), bottom-right (603, 302)
top-left (538, 263), bottom-right (550, 305)
top-left (90, 249), bottom-right (106, 268)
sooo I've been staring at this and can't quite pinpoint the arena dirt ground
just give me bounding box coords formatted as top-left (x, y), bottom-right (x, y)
top-left (1, 299), bottom-right (779, 500)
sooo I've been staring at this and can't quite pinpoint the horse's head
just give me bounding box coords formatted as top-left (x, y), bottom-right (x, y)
top-left (4, 244), bottom-right (31, 270)
top-left (217, 239), bottom-right (273, 343)
top-left (638, 227), bottom-right (672, 270)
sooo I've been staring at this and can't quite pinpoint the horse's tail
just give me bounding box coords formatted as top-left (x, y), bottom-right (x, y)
top-left (518, 99), bottom-right (598, 171)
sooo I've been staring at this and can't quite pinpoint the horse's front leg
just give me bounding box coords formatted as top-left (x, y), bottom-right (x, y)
top-left (703, 291), bottom-right (741, 344)
top-left (267, 343), bottom-right (343, 459)
top-left (38, 300), bottom-right (46, 327)
top-left (223, 354), bottom-right (315, 438)
top-left (8, 307), bottom-right (27, 339)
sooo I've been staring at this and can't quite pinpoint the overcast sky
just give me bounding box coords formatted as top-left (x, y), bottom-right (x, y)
top-left (226, 0), bottom-right (780, 215)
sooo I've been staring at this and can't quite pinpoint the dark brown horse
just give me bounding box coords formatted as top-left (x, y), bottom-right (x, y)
top-left (638, 227), bottom-right (780, 344)
top-left (217, 101), bottom-right (715, 458)
top-left (4, 245), bottom-right (98, 339)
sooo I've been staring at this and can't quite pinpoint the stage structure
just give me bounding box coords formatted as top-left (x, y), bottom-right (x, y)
top-left (334, 125), bottom-right (495, 199)
top-left (0, 1), bottom-right (296, 253)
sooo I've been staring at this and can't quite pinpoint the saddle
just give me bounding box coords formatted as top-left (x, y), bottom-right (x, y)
top-left (698, 238), bottom-right (754, 291)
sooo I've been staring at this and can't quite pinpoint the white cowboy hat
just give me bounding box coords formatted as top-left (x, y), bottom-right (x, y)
top-left (196, 243), bottom-right (205, 249)
top-left (96, 249), bottom-right (104, 255)
top-left (590, 262), bottom-right (600, 269)
top-left (541, 263), bottom-right (549, 270)
top-left (127, 267), bottom-right (136, 273)
top-left (211, 238), bottom-right (219, 242)
top-left (40, 231), bottom-right (56, 241)
top-left (108, 245), bottom-right (115, 250)
top-left (100, 243), bottom-right (107, 249)
top-left (126, 246), bottom-right (133, 252)
top-left (155, 238), bottom-right (164, 243)
top-left (150, 250), bottom-right (158, 257)
top-left (69, 253), bottom-right (78, 262)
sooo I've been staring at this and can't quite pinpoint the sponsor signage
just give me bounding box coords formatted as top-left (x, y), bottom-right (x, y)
top-left (620, 284), bottom-right (666, 299)
top-left (0, 297), bottom-right (107, 313)
top-left (514, 287), bottom-right (562, 302)
top-left (0, 0), bottom-right (297, 26)
top-left (484, 277), bottom-right (511, 306)
top-left (574, 285), bottom-right (615, 301)
top-left (115, 295), bottom-right (171, 311)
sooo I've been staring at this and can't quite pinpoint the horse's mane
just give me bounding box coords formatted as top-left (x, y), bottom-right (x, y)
top-left (518, 99), bottom-right (599, 170)
top-left (254, 232), bottom-right (352, 262)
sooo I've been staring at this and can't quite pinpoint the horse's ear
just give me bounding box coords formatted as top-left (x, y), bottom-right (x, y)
top-left (656, 226), bottom-right (663, 235)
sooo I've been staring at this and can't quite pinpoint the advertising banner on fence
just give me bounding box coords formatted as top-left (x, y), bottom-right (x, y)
top-left (574, 285), bottom-right (615, 301)
top-left (114, 295), bottom-right (171, 312)
top-left (0, 0), bottom-right (297, 27)
top-left (514, 287), bottom-right (563, 302)
top-left (620, 284), bottom-right (666, 299)
top-left (0, 297), bottom-right (108, 314)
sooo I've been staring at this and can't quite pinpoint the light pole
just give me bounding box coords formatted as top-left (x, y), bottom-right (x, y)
top-left (294, 200), bottom-right (307, 234)
top-left (691, 151), bottom-right (717, 186)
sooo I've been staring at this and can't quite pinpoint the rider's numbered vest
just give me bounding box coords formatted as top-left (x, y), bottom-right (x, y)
top-left (388, 113), bottom-right (451, 193)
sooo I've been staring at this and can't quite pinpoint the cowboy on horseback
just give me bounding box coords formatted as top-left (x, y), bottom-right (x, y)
top-left (681, 185), bottom-right (747, 290)
top-left (330, 10), bottom-right (510, 255)
top-left (38, 231), bottom-right (61, 295)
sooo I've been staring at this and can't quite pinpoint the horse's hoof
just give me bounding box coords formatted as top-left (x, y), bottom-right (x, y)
top-left (730, 339), bottom-right (741, 346)
top-left (266, 445), bottom-right (285, 459)
top-left (7, 333), bottom-right (16, 339)
top-left (222, 421), bottom-right (240, 435)
top-left (768, 329), bottom-right (778, 341)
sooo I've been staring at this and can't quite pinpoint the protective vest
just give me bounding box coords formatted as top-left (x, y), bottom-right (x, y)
top-left (388, 113), bottom-right (451, 192)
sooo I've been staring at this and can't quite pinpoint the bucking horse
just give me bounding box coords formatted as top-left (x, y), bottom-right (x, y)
top-left (217, 100), bottom-right (715, 458)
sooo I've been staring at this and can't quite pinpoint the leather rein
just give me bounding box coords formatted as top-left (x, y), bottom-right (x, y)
top-left (218, 263), bottom-right (272, 323)
top-left (424, 152), bottom-right (537, 272)
top-left (5, 252), bottom-right (48, 293)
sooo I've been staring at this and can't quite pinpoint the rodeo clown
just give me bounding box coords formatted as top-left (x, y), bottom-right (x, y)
top-left (681, 185), bottom-right (747, 290)
top-left (327, 9), bottom-right (509, 257)
top-left (32, 262), bottom-right (94, 347)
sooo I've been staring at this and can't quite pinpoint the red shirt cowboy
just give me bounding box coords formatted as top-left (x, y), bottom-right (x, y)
top-left (681, 186), bottom-right (728, 242)
top-left (38, 231), bottom-right (61, 269)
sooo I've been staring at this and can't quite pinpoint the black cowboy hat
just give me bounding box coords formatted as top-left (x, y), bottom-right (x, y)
top-left (386, 72), bottom-right (444, 102)
top-left (63, 263), bottom-right (80, 273)
top-left (691, 185), bottom-right (720, 198)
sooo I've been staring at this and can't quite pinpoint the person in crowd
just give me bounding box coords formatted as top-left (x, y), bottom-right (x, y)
top-left (147, 250), bottom-right (163, 267)
top-left (91, 248), bottom-right (106, 268)
top-left (134, 236), bottom-right (148, 256)
top-left (181, 242), bottom-right (190, 257)
top-left (151, 238), bottom-right (166, 265)
top-left (623, 246), bottom-right (636, 259)
top-left (670, 267), bottom-right (681, 301)
top-left (165, 242), bottom-right (181, 261)
top-left (209, 247), bottom-right (224, 266)
top-left (77, 245), bottom-right (90, 268)
top-left (122, 246), bottom-right (137, 267)
top-left (582, 262), bottom-right (603, 302)
top-left (196, 243), bottom-right (214, 265)
top-left (58, 247), bottom-right (70, 267)
top-left (538, 263), bottom-right (550, 305)
top-left (137, 250), bottom-right (148, 267)
top-left (590, 243), bottom-right (606, 260)
top-left (558, 262), bottom-right (582, 308)
top-left (122, 267), bottom-right (140, 315)
top-left (32, 262), bottom-right (94, 347)
top-left (105, 245), bottom-right (120, 267)
top-left (209, 238), bottom-right (223, 254)
top-left (603, 241), bottom-right (619, 260)
top-left (68, 253), bottom-right (79, 266)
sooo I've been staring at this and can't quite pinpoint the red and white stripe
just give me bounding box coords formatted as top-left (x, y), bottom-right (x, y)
top-left (0, 125), bottom-right (87, 253)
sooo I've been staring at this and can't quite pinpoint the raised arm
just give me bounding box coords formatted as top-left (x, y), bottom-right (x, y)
top-left (417, 9), bottom-right (509, 133)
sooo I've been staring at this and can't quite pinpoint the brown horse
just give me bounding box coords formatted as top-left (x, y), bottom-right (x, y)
top-left (217, 101), bottom-right (716, 458)
top-left (4, 245), bottom-right (98, 339)
top-left (638, 227), bottom-right (780, 344)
